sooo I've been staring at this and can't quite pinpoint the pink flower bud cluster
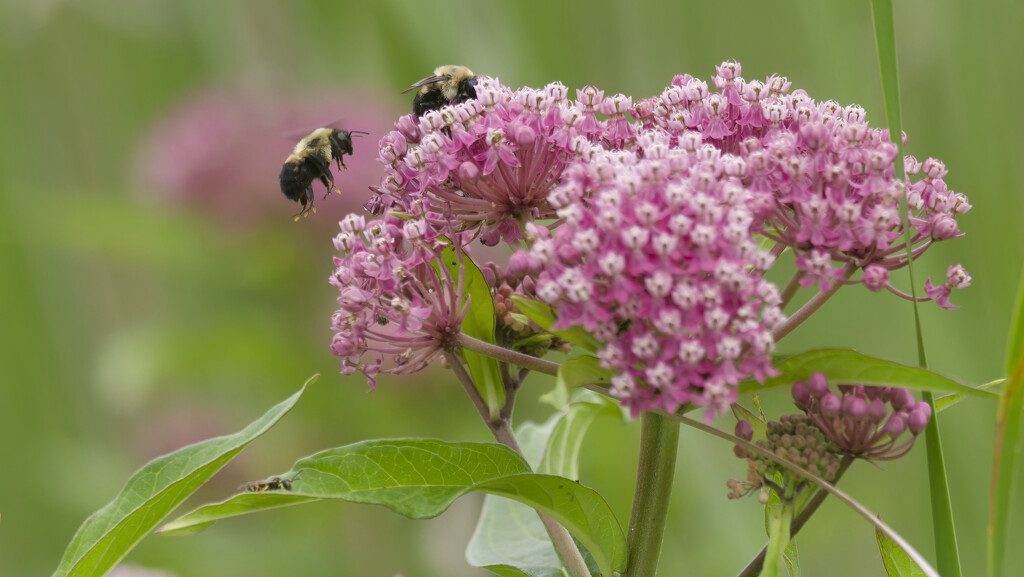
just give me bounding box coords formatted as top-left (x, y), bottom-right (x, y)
top-left (520, 133), bottom-right (786, 420)
top-left (638, 60), bottom-right (970, 304)
top-left (329, 214), bottom-right (468, 389)
top-left (792, 372), bottom-right (932, 460)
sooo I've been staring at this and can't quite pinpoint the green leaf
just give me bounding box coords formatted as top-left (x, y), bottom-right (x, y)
top-left (53, 376), bottom-right (314, 577)
top-left (934, 379), bottom-right (1004, 413)
top-left (746, 349), bottom-right (997, 399)
top-left (989, 267), bottom-right (1024, 577)
top-left (160, 439), bottom-right (627, 577)
top-left (437, 246), bottom-right (504, 418)
top-left (782, 538), bottom-right (800, 577)
top-left (877, 526), bottom-right (928, 577)
top-left (539, 394), bottom-right (621, 480)
top-left (510, 296), bottom-right (602, 353)
top-left (543, 356), bottom-right (614, 412)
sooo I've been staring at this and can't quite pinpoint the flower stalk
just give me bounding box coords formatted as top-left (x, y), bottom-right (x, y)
top-left (624, 412), bottom-right (680, 577)
top-left (457, 332), bottom-right (560, 376)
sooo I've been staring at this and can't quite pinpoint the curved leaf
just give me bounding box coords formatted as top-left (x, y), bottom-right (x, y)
top-left (539, 394), bottom-right (620, 480)
top-left (510, 296), bottom-right (601, 353)
top-left (438, 246), bottom-right (504, 418)
top-left (543, 356), bottom-right (614, 412)
top-left (53, 376), bottom-right (314, 577)
top-left (745, 349), bottom-right (997, 399)
top-left (160, 439), bottom-right (626, 576)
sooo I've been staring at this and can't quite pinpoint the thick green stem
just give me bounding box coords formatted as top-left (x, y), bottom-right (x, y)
top-left (762, 498), bottom-right (794, 577)
top-left (735, 455), bottom-right (855, 577)
top-left (624, 412), bottom-right (680, 577)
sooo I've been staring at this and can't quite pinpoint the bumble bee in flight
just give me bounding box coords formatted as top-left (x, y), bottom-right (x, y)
top-left (402, 65), bottom-right (478, 117)
top-left (279, 128), bottom-right (367, 220)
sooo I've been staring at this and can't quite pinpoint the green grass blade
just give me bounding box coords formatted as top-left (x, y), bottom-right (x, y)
top-left (988, 267), bottom-right (1024, 577)
top-left (871, 2), bottom-right (961, 574)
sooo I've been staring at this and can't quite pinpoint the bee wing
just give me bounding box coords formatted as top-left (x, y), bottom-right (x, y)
top-left (401, 74), bottom-right (452, 94)
top-left (281, 119), bottom-right (350, 140)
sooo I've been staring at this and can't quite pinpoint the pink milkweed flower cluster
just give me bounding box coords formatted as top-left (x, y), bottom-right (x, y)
top-left (520, 133), bottom-right (786, 420)
top-left (329, 214), bottom-right (469, 389)
top-left (330, 61), bottom-right (972, 414)
top-left (369, 77), bottom-right (587, 245)
top-left (635, 60), bottom-right (970, 306)
top-left (792, 372), bottom-right (932, 460)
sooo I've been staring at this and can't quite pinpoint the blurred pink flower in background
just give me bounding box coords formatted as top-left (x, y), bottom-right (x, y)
top-left (134, 86), bottom-right (404, 225)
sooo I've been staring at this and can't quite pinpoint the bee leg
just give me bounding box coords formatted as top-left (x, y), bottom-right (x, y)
top-left (293, 187), bottom-right (314, 220)
top-left (306, 155), bottom-right (336, 199)
top-left (317, 172), bottom-right (337, 200)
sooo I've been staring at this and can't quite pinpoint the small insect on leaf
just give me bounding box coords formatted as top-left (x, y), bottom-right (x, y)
top-left (238, 471), bottom-right (302, 493)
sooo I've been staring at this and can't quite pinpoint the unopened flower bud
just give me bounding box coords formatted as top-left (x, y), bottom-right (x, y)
top-left (908, 403), bottom-right (932, 434)
top-left (843, 395), bottom-right (867, 419)
top-left (735, 420), bottom-right (755, 441)
top-left (820, 393), bottom-right (841, 417)
top-left (808, 372), bottom-right (829, 395)
top-left (884, 413), bottom-right (907, 438)
top-left (792, 380), bottom-right (810, 409)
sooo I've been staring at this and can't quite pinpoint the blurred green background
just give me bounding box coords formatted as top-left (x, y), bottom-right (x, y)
top-left (1, 0), bottom-right (1021, 575)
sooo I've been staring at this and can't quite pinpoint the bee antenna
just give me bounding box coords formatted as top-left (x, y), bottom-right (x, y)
top-left (349, 131), bottom-right (370, 138)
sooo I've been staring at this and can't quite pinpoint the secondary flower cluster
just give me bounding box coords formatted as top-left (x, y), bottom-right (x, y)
top-left (329, 214), bottom-right (469, 389)
top-left (636, 61), bottom-right (970, 304)
top-left (520, 133), bottom-right (785, 419)
top-left (728, 414), bottom-right (843, 501)
top-left (792, 372), bottom-right (931, 460)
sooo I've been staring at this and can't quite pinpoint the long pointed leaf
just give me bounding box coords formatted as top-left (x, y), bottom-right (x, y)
top-left (53, 376), bottom-right (314, 577)
top-left (747, 349), bottom-right (996, 398)
top-left (160, 439), bottom-right (627, 576)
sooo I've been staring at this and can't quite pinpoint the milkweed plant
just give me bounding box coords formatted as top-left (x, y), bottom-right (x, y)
top-left (55, 47), bottom-right (1024, 577)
